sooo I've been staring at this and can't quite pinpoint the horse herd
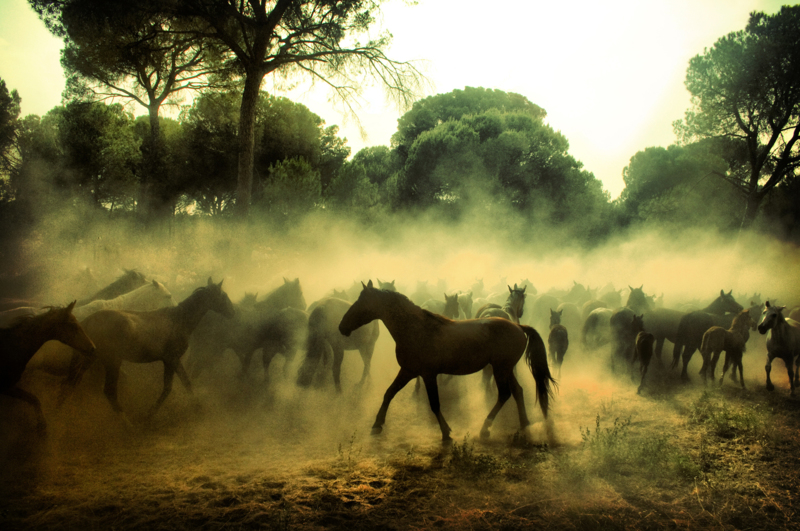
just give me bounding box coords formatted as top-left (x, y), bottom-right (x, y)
top-left (0, 271), bottom-right (798, 442)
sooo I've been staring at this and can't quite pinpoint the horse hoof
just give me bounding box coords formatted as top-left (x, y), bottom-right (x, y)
top-left (371, 426), bottom-right (383, 436)
top-left (480, 429), bottom-right (490, 440)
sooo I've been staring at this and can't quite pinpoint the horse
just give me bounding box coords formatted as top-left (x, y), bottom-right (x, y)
top-left (421, 293), bottom-right (460, 320)
top-left (28, 281), bottom-right (177, 378)
top-left (474, 284), bottom-right (526, 323)
top-left (296, 297), bottom-right (380, 392)
top-left (671, 290), bottom-right (744, 382)
top-left (76, 269), bottom-right (149, 307)
top-left (339, 281), bottom-right (555, 442)
top-left (72, 280), bottom-right (175, 321)
top-left (457, 291), bottom-right (473, 319)
top-left (240, 307), bottom-right (309, 382)
top-left (187, 278), bottom-right (306, 380)
top-left (474, 285), bottom-right (527, 390)
top-left (757, 301), bottom-right (800, 395)
top-left (61, 278), bottom-right (235, 419)
top-left (700, 309), bottom-right (755, 388)
top-left (548, 309), bottom-right (569, 379)
top-left (609, 286), bottom-right (653, 370)
top-left (633, 331), bottom-right (656, 394)
top-left (581, 307), bottom-right (614, 350)
top-left (377, 279), bottom-right (397, 292)
top-left (1, 302), bottom-right (95, 433)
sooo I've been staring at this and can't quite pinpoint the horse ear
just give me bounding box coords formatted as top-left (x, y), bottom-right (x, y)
top-left (218, 279), bottom-right (224, 288)
top-left (208, 277), bottom-right (213, 286)
top-left (720, 289), bottom-right (724, 296)
top-left (765, 300), bottom-right (771, 308)
top-left (153, 279), bottom-right (159, 286)
top-left (508, 285), bottom-right (513, 293)
top-left (66, 300), bottom-right (76, 313)
top-left (283, 277), bottom-right (289, 284)
top-left (629, 285), bottom-right (634, 291)
top-left (521, 285), bottom-right (526, 293)
top-left (728, 289), bottom-right (733, 296)
top-left (367, 280), bottom-right (374, 288)
top-left (639, 285), bottom-right (643, 291)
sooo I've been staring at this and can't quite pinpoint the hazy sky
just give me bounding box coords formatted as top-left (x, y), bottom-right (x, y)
top-left (0, 0), bottom-right (790, 197)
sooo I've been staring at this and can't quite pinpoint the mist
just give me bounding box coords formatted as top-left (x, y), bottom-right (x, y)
top-left (1, 200), bottom-right (798, 528)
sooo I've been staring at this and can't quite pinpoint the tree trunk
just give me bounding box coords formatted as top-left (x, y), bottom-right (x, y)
top-left (739, 190), bottom-right (762, 231)
top-left (235, 72), bottom-right (264, 217)
top-left (141, 103), bottom-right (167, 221)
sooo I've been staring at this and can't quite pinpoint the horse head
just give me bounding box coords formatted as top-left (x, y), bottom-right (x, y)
top-left (443, 293), bottom-right (460, 319)
top-left (549, 308), bottom-right (563, 327)
top-left (339, 280), bottom-right (381, 336)
top-left (457, 291), bottom-right (473, 319)
top-left (51, 301), bottom-right (96, 355)
top-left (758, 300), bottom-right (785, 335)
top-left (206, 278), bottom-right (235, 319)
top-left (626, 285), bottom-right (651, 313)
top-left (377, 279), bottom-right (397, 292)
top-left (631, 314), bottom-right (645, 334)
top-left (710, 289), bottom-right (744, 315)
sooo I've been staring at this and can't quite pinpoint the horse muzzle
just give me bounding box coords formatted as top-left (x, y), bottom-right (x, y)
top-left (339, 324), bottom-right (352, 337)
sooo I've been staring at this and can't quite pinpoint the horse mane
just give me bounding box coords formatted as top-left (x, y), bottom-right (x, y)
top-left (421, 308), bottom-right (454, 325)
top-left (9, 305), bottom-right (65, 328)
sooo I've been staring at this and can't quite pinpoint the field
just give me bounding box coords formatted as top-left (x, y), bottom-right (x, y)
top-left (2, 327), bottom-right (799, 531)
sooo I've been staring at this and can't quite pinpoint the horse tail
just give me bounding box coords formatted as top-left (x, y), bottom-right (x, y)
top-left (521, 325), bottom-right (557, 419)
top-left (296, 305), bottom-right (328, 387)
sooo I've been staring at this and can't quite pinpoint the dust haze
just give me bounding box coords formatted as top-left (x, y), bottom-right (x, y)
top-left (1, 201), bottom-right (798, 527)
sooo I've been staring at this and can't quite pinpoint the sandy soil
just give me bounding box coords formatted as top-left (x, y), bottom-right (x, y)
top-left (1, 328), bottom-right (799, 531)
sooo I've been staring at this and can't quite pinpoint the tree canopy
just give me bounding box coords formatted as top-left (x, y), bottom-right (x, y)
top-left (674, 5), bottom-right (800, 229)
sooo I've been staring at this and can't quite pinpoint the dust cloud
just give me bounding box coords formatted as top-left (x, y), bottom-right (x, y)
top-left (1, 204), bottom-right (798, 525)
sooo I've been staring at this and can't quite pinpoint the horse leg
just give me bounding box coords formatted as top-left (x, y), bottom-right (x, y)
top-left (332, 346), bottom-right (345, 393)
top-left (372, 368), bottom-right (415, 435)
top-left (481, 365), bottom-right (494, 395)
top-left (765, 354), bottom-right (775, 391)
top-left (481, 370), bottom-right (512, 440)
top-left (174, 360), bottom-right (193, 393)
top-left (3, 386), bottom-right (47, 435)
top-left (736, 353), bottom-right (745, 389)
top-left (422, 374), bottom-right (452, 441)
top-left (671, 341), bottom-right (683, 371)
top-left (681, 346), bottom-right (696, 383)
top-left (509, 372), bottom-right (530, 431)
top-left (708, 349), bottom-right (722, 383)
top-left (655, 337), bottom-right (665, 367)
top-left (786, 355), bottom-right (796, 396)
top-left (638, 349), bottom-right (652, 394)
top-left (147, 362), bottom-right (176, 418)
top-left (261, 344), bottom-right (278, 383)
top-left (102, 359), bottom-right (125, 414)
top-left (357, 343), bottom-right (375, 387)
top-left (719, 353), bottom-right (731, 386)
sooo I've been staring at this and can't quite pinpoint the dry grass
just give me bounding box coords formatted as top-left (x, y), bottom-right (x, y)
top-left (2, 345), bottom-right (800, 531)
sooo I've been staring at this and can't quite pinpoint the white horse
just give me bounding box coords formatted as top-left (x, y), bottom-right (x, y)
top-left (758, 301), bottom-right (800, 395)
top-left (72, 280), bottom-right (175, 321)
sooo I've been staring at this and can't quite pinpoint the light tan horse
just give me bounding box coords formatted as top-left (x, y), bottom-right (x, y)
top-left (61, 279), bottom-right (234, 420)
top-left (339, 281), bottom-right (554, 441)
top-left (699, 309), bottom-right (755, 387)
top-left (758, 301), bottom-right (800, 395)
top-left (1, 302), bottom-right (95, 433)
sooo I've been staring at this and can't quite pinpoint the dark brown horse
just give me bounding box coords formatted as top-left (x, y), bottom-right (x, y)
top-left (338, 281), bottom-right (554, 441)
top-left (187, 278), bottom-right (306, 379)
top-left (633, 331), bottom-right (656, 394)
top-left (548, 308), bottom-right (569, 379)
top-left (296, 297), bottom-right (380, 392)
top-left (62, 279), bottom-right (234, 419)
top-left (1, 302), bottom-right (95, 433)
top-left (671, 290), bottom-right (744, 382)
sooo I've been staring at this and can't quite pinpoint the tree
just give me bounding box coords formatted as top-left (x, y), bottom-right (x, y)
top-left (0, 78), bottom-right (22, 179)
top-left (170, 0), bottom-right (424, 216)
top-left (674, 6), bottom-right (800, 229)
top-left (31, 0), bottom-right (225, 218)
top-left (616, 143), bottom-right (741, 229)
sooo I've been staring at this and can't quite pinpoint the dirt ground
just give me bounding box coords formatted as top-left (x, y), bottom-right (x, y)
top-left (1, 329), bottom-right (799, 531)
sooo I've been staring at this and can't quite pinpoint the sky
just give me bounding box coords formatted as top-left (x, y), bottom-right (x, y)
top-left (0, 0), bottom-right (791, 198)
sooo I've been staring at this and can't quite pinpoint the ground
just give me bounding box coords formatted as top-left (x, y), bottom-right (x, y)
top-left (1, 334), bottom-right (799, 531)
